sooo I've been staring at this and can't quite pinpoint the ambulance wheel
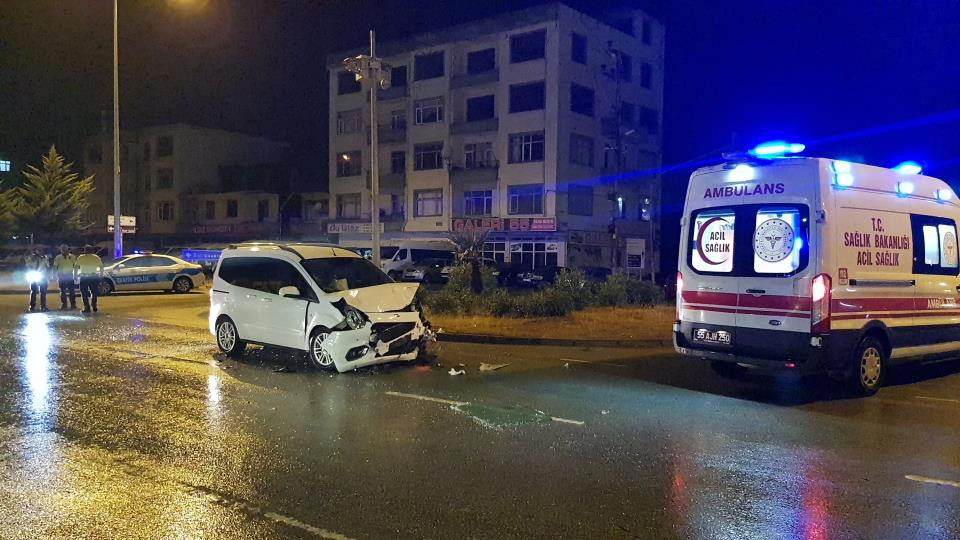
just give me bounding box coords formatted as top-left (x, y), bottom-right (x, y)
top-left (849, 336), bottom-right (886, 396)
top-left (216, 316), bottom-right (246, 358)
top-left (98, 279), bottom-right (114, 296)
top-left (173, 276), bottom-right (192, 293)
top-left (710, 361), bottom-right (747, 378)
top-left (308, 327), bottom-right (337, 372)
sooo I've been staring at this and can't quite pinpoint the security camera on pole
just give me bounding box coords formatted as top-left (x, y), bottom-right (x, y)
top-left (343, 31), bottom-right (391, 268)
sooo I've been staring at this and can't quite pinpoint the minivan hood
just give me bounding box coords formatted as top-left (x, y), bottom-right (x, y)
top-left (328, 283), bottom-right (419, 313)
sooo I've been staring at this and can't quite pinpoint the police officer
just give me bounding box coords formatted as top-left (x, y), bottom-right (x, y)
top-left (53, 244), bottom-right (78, 310)
top-left (25, 248), bottom-right (51, 312)
top-left (76, 245), bottom-right (104, 314)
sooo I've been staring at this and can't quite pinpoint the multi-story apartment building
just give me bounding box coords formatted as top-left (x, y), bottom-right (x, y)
top-left (326, 3), bottom-right (664, 274)
top-left (82, 124), bottom-right (291, 244)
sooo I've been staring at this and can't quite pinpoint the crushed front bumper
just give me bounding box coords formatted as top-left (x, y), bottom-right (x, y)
top-left (322, 311), bottom-right (429, 372)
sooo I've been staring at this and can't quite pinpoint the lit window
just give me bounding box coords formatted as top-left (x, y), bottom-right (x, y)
top-left (0, 160), bottom-right (9, 172)
top-left (337, 193), bottom-right (361, 218)
top-left (337, 151), bottom-right (361, 177)
top-left (508, 131), bottom-right (544, 163)
top-left (156, 201), bottom-right (175, 221)
top-left (414, 189), bottom-right (443, 217)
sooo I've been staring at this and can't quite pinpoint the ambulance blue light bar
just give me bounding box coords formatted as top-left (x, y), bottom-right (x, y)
top-left (893, 161), bottom-right (922, 175)
top-left (936, 188), bottom-right (953, 201)
top-left (748, 140), bottom-right (806, 158)
top-left (896, 181), bottom-right (915, 195)
top-left (832, 160), bottom-right (854, 187)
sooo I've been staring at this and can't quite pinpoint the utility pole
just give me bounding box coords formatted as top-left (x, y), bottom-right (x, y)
top-left (112, 0), bottom-right (122, 258)
top-left (344, 32), bottom-right (389, 268)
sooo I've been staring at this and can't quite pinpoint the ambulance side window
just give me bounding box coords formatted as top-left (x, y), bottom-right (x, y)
top-left (911, 216), bottom-right (958, 275)
top-left (689, 208), bottom-right (736, 274)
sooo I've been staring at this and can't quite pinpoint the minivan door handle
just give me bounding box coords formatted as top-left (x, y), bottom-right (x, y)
top-left (745, 289), bottom-right (766, 294)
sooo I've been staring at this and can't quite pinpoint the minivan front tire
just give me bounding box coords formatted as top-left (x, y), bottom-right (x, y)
top-left (216, 317), bottom-right (246, 358)
top-left (849, 336), bottom-right (886, 396)
top-left (308, 328), bottom-right (337, 372)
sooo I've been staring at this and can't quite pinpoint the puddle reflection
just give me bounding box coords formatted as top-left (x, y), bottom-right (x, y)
top-left (20, 313), bottom-right (57, 428)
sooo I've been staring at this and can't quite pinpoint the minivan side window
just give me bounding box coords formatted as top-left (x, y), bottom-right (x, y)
top-left (218, 256), bottom-right (316, 299)
top-left (912, 215), bottom-right (958, 275)
top-left (411, 249), bottom-right (454, 263)
top-left (393, 249), bottom-right (408, 261)
top-left (690, 208), bottom-right (736, 273)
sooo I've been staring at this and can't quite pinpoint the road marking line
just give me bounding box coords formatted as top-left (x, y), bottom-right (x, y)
top-left (905, 475), bottom-right (960, 489)
top-left (550, 416), bottom-right (585, 425)
top-left (561, 357), bottom-right (627, 368)
top-left (386, 391), bottom-right (584, 426)
top-left (385, 391), bottom-right (467, 406)
top-left (263, 512), bottom-right (360, 540)
top-left (916, 396), bottom-right (960, 404)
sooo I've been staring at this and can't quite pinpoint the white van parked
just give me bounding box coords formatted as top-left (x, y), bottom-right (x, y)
top-left (676, 153), bottom-right (959, 395)
top-left (209, 243), bottom-right (431, 372)
top-left (380, 240), bottom-right (456, 279)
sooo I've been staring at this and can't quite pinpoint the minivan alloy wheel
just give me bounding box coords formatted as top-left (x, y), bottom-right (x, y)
top-left (310, 331), bottom-right (335, 370)
top-left (218, 320), bottom-right (236, 352)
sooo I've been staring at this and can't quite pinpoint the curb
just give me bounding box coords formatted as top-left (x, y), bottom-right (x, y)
top-left (436, 333), bottom-right (672, 349)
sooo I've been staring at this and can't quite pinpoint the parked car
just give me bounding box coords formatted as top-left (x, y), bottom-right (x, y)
top-left (98, 253), bottom-right (206, 295)
top-left (402, 258), bottom-right (449, 283)
top-left (209, 242), bottom-right (431, 372)
top-left (381, 240), bottom-right (456, 279)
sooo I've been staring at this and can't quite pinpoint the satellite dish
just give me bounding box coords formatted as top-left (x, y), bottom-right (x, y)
top-left (379, 70), bottom-right (391, 90)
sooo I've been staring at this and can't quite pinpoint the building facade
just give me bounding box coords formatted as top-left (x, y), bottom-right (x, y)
top-left (81, 124), bottom-right (291, 245)
top-left (326, 3), bottom-right (664, 274)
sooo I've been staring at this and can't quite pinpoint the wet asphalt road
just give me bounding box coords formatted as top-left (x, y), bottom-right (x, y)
top-left (0, 291), bottom-right (957, 539)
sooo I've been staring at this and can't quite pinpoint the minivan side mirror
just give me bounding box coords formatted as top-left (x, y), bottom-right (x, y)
top-left (279, 285), bottom-right (301, 298)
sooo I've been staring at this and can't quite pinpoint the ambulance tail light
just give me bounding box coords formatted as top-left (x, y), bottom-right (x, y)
top-left (811, 273), bottom-right (831, 334)
top-left (676, 272), bottom-right (684, 320)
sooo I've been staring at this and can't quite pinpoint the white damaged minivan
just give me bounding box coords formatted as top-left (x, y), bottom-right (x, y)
top-left (209, 243), bottom-right (432, 372)
top-left (676, 152), bottom-right (960, 395)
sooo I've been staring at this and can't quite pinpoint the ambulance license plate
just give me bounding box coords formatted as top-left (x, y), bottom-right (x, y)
top-left (693, 328), bottom-right (732, 346)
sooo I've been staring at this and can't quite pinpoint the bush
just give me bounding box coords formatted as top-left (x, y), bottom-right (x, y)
top-left (554, 269), bottom-right (590, 310)
top-left (593, 275), bottom-right (663, 306)
top-left (422, 287), bottom-right (472, 314)
top-left (446, 262), bottom-right (497, 292)
top-left (485, 287), bottom-right (575, 318)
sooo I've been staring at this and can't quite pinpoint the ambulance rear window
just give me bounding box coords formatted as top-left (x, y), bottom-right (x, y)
top-left (753, 207), bottom-right (805, 274)
top-left (690, 208), bottom-right (735, 273)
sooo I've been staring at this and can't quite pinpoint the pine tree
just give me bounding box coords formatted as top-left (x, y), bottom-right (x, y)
top-left (11, 146), bottom-right (94, 240)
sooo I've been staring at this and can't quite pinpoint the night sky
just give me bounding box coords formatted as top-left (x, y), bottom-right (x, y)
top-left (3, 0), bottom-right (959, 273)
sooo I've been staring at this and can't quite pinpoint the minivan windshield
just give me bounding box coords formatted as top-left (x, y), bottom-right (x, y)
top-left (301, 257), bottom-right (393, 293)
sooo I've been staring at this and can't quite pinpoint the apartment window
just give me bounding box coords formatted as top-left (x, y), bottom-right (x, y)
top-left (414, 189), bottom-right (443, 217)
top-left (157, 135), bottom-right (173, 157)
top-left (467, 48), bottom-right (496, 74)
top-left (413, 142), bottom-right (443, 170)
top-left (87, 145), bottom-right (102, 164)
top-left (142, 142), bottom-right (151, 162)
top-left (568, 185), bottom-right (593, 216)
top-left (414, 96), bottom-right (444, 124)
top-left (156, 201), bottom-right (174, 221)
top-left (155, 168), bottom-right (174, 189)
top-left (390, 194), bottom-right (403, 217)
top-left (510, 30), bottom-right (545, 63)
top-left (620, 101), bottom-right (636, 125)
top-left (569, 134), bottom-right (595, 167)
top-left (337, 71), bottom-right (361, 94)
top-left (641, 62), bottom-right (653, 89)
top-left (204, 200), bottom-right (216, 220)
top-left (337, 193), bottom-right (361, 219)
top-left (226, 199), bottom-right (238, 218)
top-left (618, 53), bottom-right (633, 82)
top-left (414, 51), bottom-right (444, 80)
top-left (571, 33), bottom-right (587, 64)
top-left (337, 151), bottom-right (361, 177)
top-left (258, 200), bottom-right (270, 222)
top-left (508, 131), bottom-right (545, 163)
top-left (509, 81), bottom-right (545, 113)
top-left (508, 184), bottom-right (543, 214)
top-left (483, 241), bottom-right (507, 264)
top-left (337, 109), bottom-right (362, 134)
top-left (570, 83), bottom-right (594, 117)
top-left (641, 19), bottom-right (653, 45)
top-left (390, 151), bottom-right (406, 174)
top-left (466, 95), bottom-right (495, 121)
top-left (0, 160), bottom-right (9, 172)
top-left (390, 65), bottom-right (407, 87)
top-left (464, 190), bottom-right (493, 216)
top-left (304, 199), bottom-right (329, 221)
top-left (390, 110), bottom-right (406, 130)
top-left (640, 107), bottom-right (659, 134)
top-left (464, 142), bottom-right (493, 168)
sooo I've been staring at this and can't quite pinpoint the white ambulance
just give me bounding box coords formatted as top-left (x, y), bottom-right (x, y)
top-left (675, 150), bottom-right (959, 395)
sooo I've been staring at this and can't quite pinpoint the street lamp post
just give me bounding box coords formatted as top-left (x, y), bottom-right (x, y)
top-left (112, 0), bottom-right (122, 258)
top-left (344, 31), bottom-right (389, 268)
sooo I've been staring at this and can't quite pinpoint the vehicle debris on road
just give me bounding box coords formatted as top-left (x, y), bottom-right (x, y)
top-left (479, 363), bottom-right (509, 372)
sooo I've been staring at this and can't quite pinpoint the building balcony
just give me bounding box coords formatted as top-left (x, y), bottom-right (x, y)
top-left (450, 117), bottom-right (498, 135)
top-left (365, 171), bottom-right (406, 191)
top-left (450, 69), bottom-right (499, 89)
top-left (449, 160), bottom-right (499, 184)
top-left (366, 86), bottom-right (409, 101)
top-left (367, 123), bottom-right (407, 144)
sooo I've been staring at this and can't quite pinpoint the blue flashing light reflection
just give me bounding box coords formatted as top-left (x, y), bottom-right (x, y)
top-left (749, 140), bottom-right (806, 158)
top-left (728, 163), bottom-right (755, 182)
top-left (893, 161), bottom-right (922, 175)
top-left (832, 160), bottom-right (852, 173)
top-left (937, 188), bottom-right (953, 201)
top-left (835, 173), bottom-right (854, 187)
top-left (794, 237), bottom-right (804, 252)
top-left (897, 181), bottom-right (915, 195)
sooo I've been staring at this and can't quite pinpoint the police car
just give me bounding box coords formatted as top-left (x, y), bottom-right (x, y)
top-left (98, 253), bottom-right (206, 295)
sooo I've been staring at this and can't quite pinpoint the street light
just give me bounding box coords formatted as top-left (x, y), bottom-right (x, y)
top-left (343, 31), bottom-right (391, 268)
